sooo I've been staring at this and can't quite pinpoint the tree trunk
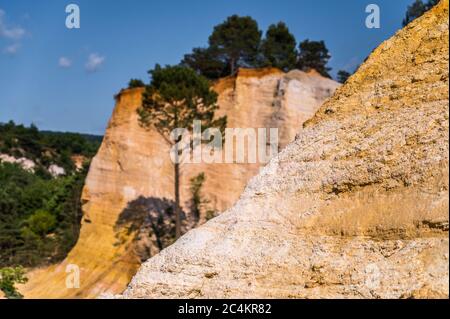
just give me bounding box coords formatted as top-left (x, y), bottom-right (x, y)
top-left (230, 57), bottom-right (236, 76)
top-left (174, 162), bottom-right (181, 239)
top-left (172, 111), bottom-right (182, 239)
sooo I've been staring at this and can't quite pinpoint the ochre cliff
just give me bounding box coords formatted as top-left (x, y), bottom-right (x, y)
top-left (120, 1), bottom-right (449, 299)
top-left (21, 68), bottom-right (338, 298)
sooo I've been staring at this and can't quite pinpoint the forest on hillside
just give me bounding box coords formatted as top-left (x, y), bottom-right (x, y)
top-left (0, 122), bottom-right (101, 270)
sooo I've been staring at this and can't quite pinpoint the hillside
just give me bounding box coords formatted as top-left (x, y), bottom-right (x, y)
top-left (0, 121), bottom-right (101, 175)
top-left (21, 68), bottom-right (339, 298)
top-left (120, 0), bottom-right (449, 299)
top-left (0, 122), bottom-right (101, 269)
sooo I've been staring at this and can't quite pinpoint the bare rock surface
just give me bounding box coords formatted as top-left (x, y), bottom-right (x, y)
top-left (121, 1), bottom-right (449, 299)
top-left (0, 154), bottom-right (36, 172)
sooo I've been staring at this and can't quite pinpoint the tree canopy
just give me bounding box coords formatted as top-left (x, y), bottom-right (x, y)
top-left (0, 122), bottom-right (99, 268)
top-left (181, 47), bottom-right (229, 80)
top-left (179, 15), bottom-right (334, 80)
top-left (139, 65), bottom-right (226, 140)
top-left (208, 15), bottom-right (262, 75)
top-left (0, 266), bottom-right (28, 299)
top-left (0, 162), bottom-right (86, 267)
top-left (337, 70), bottom-right (351, 84)
top-left (402, 0), bottom-right (438, 26)
top-left (296, 40), bottom-right (332, 78)
top-left (128, 79), bottom-right (145, 89)
top-left (261, 22), bottom-right (297, 72)
top-left (0, 121), bottom-right (101, 174)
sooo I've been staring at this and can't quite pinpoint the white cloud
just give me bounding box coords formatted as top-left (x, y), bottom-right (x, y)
top-left (1, 25), bottom-right (25, 40)
top-left (59, 56), bottom-right (72, 68)
top-left (1, 8), bottom-right (26, 55)
top-left (85, 53), bottom-right (105, 72)
top-left (0, 9), bottom-right (26, 40)
top-left (3, 43), bottom-right (20, 55)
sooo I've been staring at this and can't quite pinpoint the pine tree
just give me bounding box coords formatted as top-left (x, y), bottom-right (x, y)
top-left (138, 65), bottom-right (226, 238)
top-left (337, 70), bottom-right (351, 84)
top-left (403, 0), bottom-right (427, 26)
top-left (402, 0), bottom-right (438, 27)
top-left (296, 40), bottom-right (332, 78)
top-left (128, 79), bottom-right (145, 89)
top-left (181, 47), bottom-right (229, 79)
top-left (0, 266), bottom-right (28, 299)
top-left (208, 15), bottom-right (262, 75)
top-left (261, 22), bottom-right (297, 72)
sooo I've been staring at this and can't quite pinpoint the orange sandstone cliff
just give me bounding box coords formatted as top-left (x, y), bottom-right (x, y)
top-left (21, 68), bottom-right (339, 298)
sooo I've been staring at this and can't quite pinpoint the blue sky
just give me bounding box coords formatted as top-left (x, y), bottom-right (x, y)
top-left (0, 0), bottom-right (413, 135)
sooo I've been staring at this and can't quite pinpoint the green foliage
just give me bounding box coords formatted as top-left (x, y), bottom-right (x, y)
top-left (0, 161), bottom-right (87, 268)
top-left (179, 15), bottom-right (334, 80)
top-left (402, 0), bottom-right (438, 26)
top-left (181, 15), bottom-right (263, 78)
top-left (181, 47), bottom-right (229, 80)
top-left (139, 64), bottom-right (227, 140)
top-left (261, 22), bottom-right (297, 72)
top-left (0, 266), bottom-right (28, 299)
top-left (0, 122), bottom-right (98, 267)
top-left (128, 78), bottom-right (145, 89)
top-left (0, 121), bottom-right (101, 174)
top-left (337, 70), bottom-right (351, 84)
top-left (297, 40), bottom-right (332, 78)
top-left (23, 210), bottom-right (56, 237)
top-left (208, 15), bottom-right (262, 75)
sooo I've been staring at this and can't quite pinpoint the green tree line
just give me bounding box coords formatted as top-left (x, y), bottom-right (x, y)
top-left (181, 15), bottom-right (333, 79)
top-left (0, 122), bottom-right (100, 279)
top-left (403, 0), bottom-right (439, 26)
top-left (0, 161), bottom-right (87, 268)
top-left (0, 121), bottom-right (101, 175)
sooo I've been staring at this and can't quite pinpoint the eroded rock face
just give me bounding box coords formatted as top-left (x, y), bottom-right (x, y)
top-left (22, 68), bottom-right (338, 298)
top-left (121, 1), bottom-right (449, 299)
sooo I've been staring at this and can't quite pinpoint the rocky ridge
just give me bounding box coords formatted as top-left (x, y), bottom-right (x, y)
top-left (120, 0), bottom-right (449, 299)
